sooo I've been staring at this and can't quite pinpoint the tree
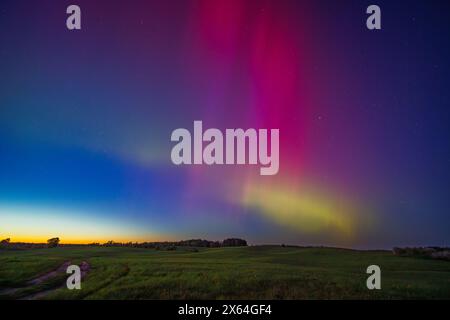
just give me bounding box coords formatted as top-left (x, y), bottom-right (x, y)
top-left (222, 238), bottom-right (247, 247)
top-left (47, 237), bottom-right (60, 248)
top-left (1, 238), bottom-right (10, 244)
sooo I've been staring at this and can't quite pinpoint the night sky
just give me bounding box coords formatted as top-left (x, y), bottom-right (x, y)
top-left (1, 0), bottom-right (449, 248)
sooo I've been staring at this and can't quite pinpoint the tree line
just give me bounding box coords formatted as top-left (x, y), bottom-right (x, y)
top-left (0, 237), bottom-right (247, 249)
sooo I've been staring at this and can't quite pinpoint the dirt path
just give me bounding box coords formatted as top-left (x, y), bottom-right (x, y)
top-left (22, 261), bottom-right (91, 300)
top-left (23, 261), bottom-right (91, 300)
top-left (28, 261), bottom-right (72, 286)
top-left (0, 261), bottom-right (91, 300)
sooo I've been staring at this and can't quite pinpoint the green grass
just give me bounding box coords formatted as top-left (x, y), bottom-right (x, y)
top-left (0, 246), bottom-right (449, 299)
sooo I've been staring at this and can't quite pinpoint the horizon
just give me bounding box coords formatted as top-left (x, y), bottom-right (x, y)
top-left (2, 235), bottom-right (447, 251)
top-left (1, 0), bottom-right (450, 249)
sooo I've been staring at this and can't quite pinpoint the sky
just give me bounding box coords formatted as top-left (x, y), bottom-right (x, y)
top-left (0, 0), bottom-right (449, 248)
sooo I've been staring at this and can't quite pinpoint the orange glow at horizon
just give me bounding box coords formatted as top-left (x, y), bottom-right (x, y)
top-left (3, 234), bottom-right (173, 245)
top-left (0, 204), bottom-right (171, 245)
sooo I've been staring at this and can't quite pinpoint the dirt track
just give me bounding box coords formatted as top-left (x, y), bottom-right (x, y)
top-left (0, 261), bottom-right (90, 300)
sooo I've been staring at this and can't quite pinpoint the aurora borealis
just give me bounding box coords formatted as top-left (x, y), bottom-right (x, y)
top-left (1, 0), bottom-right (449, 248)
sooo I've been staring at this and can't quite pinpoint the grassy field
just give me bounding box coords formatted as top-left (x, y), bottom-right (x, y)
top-left (0, 246), bottom-right (449, 299)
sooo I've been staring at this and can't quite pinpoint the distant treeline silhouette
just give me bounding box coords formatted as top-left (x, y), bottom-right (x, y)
top-left (393, 246), bottom-right (450, 261)
top-left (100, 238), bottom-right (247, 249)
top-left (0, 237), bottom-right (247, 250)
